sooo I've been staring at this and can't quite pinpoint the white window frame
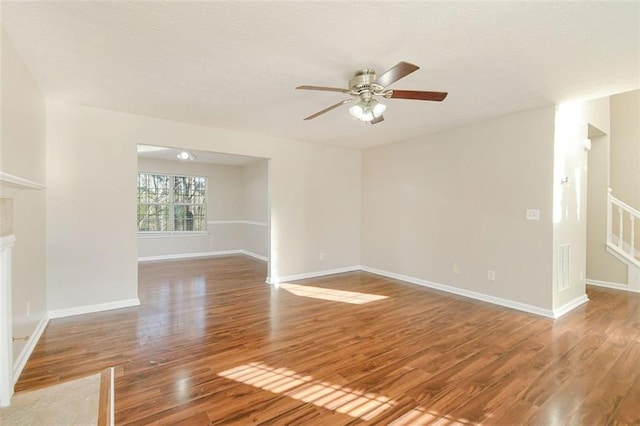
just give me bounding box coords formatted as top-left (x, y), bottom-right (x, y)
top-left (137, 172), bottom-right (207, 235)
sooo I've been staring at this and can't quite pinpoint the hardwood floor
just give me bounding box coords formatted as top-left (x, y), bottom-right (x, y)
top-left (15, 255), bottom-right (640, 425)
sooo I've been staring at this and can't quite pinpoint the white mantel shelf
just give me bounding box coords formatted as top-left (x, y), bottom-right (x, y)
top-left (0, 172), bottom-right (46, 191)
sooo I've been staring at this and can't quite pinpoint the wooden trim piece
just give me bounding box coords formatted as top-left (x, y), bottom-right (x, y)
top-left (97, 367), bottom-right (114, 426)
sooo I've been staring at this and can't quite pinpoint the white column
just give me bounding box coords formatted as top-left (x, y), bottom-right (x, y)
top-left (0, 235), bottom-right (15, 407)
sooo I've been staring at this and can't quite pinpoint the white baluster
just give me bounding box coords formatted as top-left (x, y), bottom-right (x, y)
top-left (607, 189), bottom-right (612, 245)
top-left (618, 206), bottom-right (624, 249)
top-left (631, 215), bottom-right (636, 256)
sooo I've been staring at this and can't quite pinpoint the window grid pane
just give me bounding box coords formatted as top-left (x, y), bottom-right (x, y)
top-left (137, 203), bottom-right (170, 232)
top-left (173, 176), bottom-right (206, 204)
top-left (173, 204), bottom-right (206, 231)
top-left (137, 173), bottom-right (207, 232)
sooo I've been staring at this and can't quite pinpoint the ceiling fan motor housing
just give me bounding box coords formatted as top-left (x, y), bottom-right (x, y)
top-left (349, 69), bottom-right (384, 98)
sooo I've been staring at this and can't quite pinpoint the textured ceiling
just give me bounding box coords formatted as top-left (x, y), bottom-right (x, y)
top-left (3, 1), bottom-right (639, 149)
top-left (137, 145), bottom-right (261, 166)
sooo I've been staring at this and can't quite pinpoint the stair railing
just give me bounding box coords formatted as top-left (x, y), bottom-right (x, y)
top-left (607, 188), bottom-right (640, 267)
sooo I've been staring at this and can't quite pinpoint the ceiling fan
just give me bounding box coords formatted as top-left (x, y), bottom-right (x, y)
top-left (296, 61), bottom-right (447, 125)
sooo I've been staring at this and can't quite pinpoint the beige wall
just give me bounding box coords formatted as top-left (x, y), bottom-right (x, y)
top-left (610, 90), bottom-right (640, 210)
top-left (137, 157), bottom-right (244, 256)
top-left (47, 100), bottom-right (361, 310)
top-left (137, 157), bottom-right (269, 259)
top-left (586, 134), bottom-right (627, 284)
top-left (138, 157), bottom-right (245, 221)
top-left (1, 30), bottom-right (47, 362)
top-left (585, 98), bottom-right (628, 285)
top-left (362, 107), bottom-right (556, 310)
top-left (241, 160), bottom-right (269, 257)
top-left (242, 160), bottom-right (268, 223)
top-left (0, 198), bottom-right (12, 237)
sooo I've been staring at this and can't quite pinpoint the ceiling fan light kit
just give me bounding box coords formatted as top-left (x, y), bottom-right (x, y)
top-left (296, 61), bottom-right (447, 125)
top-left (349, 99), bottom-right (386, 122)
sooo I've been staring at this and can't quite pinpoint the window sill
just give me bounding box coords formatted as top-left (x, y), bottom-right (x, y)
top-left (137, 231), bottom-right (209, 239)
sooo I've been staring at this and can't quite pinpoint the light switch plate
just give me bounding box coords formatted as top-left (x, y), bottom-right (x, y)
top-left (526, 209), bottom-right (540, 221)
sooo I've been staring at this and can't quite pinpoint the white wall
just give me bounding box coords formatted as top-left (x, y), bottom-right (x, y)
top-left (1, 30), bottom-right (47, 362)
top-left (362, 107), bottom-right (556, 311)
top-left (46, 101), bottom-right (361, 310)
top-left (552, 98), bottom-right (611, 309)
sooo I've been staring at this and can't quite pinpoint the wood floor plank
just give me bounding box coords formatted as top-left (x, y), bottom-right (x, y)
top-left (12, 256), bottom-right (640, 425)
top-left (609, 370), bottom-right (640, 425)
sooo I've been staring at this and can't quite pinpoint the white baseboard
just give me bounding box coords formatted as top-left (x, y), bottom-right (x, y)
top-left (240, 250), bottom-right (268, 262)
top-left (13, 315), bottom-right (49, 384)
top-left (137, 250), bottom-right (242, 262)
top-left (360, 266), bottom-right (556, 318)
top-left (587, 278), bottom-right (638, 293)
top-left (586, 278), bottom-right (627, 290)
top-left (48, 298), bottom-right (140, 319)
top-left (268, 265), bottom-right (361, 284)
top-left (552, 294), bottom-right (589, 319)
top-left (138, 250), bottom-right (269, 263)
top-left (207, 220), bottom-right (268, 226)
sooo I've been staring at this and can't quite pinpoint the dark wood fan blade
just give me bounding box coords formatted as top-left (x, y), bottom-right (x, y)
top-left (370, 115), bottom-right (384, 125)
top-left (303, 99), bottom-right (352, 120)
top-left (374, 62), bottom-right (419, 88)
top-left (296, 85), bottom-right (349, 93)
top-left (389, 90), bottom-right (448, 101)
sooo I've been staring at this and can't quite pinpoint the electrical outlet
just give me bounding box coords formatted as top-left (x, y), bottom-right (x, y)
top-left (488, 270), bottom-right (496, 281)
top-left (319, 253), bottom-right (325, 261)
top-left (453, 264), bottom-right (460, 274)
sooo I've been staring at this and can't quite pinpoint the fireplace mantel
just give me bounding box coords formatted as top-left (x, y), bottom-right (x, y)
top-left (0, 171), bottom-right (45, 407)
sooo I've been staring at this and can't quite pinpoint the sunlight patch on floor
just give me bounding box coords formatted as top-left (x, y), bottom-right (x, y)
top-left (218, 362), bottom-right (395, 420)
top-left (389, 406), bottom-right (475, 425)
top-left (277, 283), bottom-right (388, 304)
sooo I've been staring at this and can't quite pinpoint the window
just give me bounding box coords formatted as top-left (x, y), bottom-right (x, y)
top-left (137, 173), bottom-right (206, 232)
